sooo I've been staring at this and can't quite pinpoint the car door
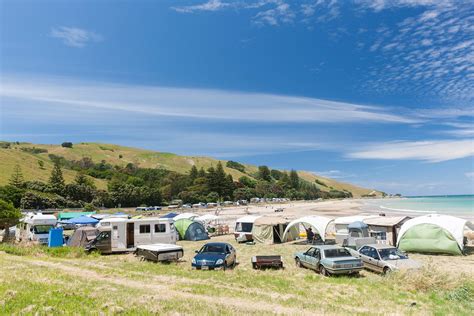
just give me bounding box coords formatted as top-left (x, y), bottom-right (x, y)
top-left (313, 248), bottom-right (322, 271)
top-left (359, 246), bottom-right (375, 271)
top-left (364, 246), bottom-right (381, 272)
top-left (303, 248), bottom-right (316, 269)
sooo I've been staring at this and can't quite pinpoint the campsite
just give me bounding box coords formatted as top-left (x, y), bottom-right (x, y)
top-left (1, 200), bottom-right (474, 315)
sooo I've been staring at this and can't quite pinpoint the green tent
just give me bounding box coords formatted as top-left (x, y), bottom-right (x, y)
top-left (58, 212), bottom-right (95, 221)
top-left (397, 214), bottom-right (473, 256)
top-left (174, 219), bottom-right (209, 241)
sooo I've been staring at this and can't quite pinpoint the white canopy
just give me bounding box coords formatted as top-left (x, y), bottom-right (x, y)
top-left (195, 214), bottom-right (220, 223)
top-left (397, 214), bottom-right (474, 249)
top-left (334, 214), bottom-right (379, 225)
top-left (173, 213), bottom-right (199, 221)
top-left (235, 215), bottom-right (262, 224)
top-left (282, 215), bottom-right (334, 242)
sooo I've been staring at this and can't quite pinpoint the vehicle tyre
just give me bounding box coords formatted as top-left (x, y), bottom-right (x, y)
top-left (223, 261), bottom-right (227, 271)
top-left (252, 262), bottom-right (257, 269)
top-left (295, 258), bottom-right (302, 268)
top-left (320, 266), bottom-right (329, 277)
top-left (383, 267), bottom-right (391, 275)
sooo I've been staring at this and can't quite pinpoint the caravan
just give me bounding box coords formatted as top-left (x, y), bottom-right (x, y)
top-left (16, 213), bottom-right (57, 244)
top-left (87, 217), bottom-right (177, 253)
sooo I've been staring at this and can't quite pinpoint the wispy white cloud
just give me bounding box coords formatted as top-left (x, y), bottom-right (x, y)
top-left (313, 169), bottom-right (356, 179)
top-left (348, 139), bottom-right (474, 162)
top-left (0, 75), bottom-right (417, 124)
top-left (362, 2), bottom-right (474, 102)
top-left (466, 171), bottom-right (474, 179)
top-left (50, 26), bottom-right (102, 48)
top-left (171, 0), bottom-right (229, 13)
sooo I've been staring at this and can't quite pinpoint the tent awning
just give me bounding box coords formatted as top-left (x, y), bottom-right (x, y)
top-left (397, 214), bottom-right (473, 249)
top-left (282, 215), bottom-right (334, 242)
top-left (254, 216), bottom-right (288, 226)
top-left (363, 216), bottom-right (410, 227)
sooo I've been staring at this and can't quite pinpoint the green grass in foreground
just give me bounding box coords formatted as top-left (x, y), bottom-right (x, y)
top-left (1, 238), bottom-right (473, 315)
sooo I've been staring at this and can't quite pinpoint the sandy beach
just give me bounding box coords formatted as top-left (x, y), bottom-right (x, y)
top-left (187, 199), bottom-right (474, 226)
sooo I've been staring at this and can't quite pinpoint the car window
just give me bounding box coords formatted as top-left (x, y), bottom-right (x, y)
top-left (359, 246), bottom-right (370, 256)
top-left (379, 248), bottom-right (407, 260)
top-left (366, 247), bottom-right (379, 259)
top-left (313, 249), bottom-right (320, 258)
top-left (324, 248), bottom-right (351, 258)
top-left (306, 248), bottom-right (315, 256)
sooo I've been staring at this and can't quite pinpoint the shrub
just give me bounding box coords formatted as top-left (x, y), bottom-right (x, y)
top-left (20, 147), bottom-right (48, 154)
top-left (61, 142), bottom-right (73, 148)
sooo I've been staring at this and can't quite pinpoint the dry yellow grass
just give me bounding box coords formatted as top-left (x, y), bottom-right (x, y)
top-left (1, 235), bottom-right (473, 315)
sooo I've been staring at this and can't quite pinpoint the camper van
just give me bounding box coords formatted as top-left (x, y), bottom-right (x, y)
top-left (234, 215), bottom-right (262, 242)
top-left (87, 217), bottom-right (177, 253)
top-left (16, 213), bottom-right (57, 244)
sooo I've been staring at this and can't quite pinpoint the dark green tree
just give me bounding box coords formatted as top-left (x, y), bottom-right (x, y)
top-left (49, 162), bottom-right (65, 195)
top-left (289, 170), bottom-right (300, 189)
top-left (257, 165), bottom-right (272, 182)
top-left (189, 165), bottom-right (198, 181)
top-left (9, 164), bottom-right (24, 188)
top-left (74, 172), bottom-right (96, 189)
top-left (238, 176), bottom-right (257, 188)
top-left (0, 199), bottom-right (21, 242)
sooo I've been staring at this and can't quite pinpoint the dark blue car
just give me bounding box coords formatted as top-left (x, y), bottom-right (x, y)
top-left (192, 242), bottom-right (236, 270)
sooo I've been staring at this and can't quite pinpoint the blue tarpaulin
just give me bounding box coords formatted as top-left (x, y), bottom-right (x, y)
top-left (63, 215), bottom-right (99, 225)
top-left (160, 212), bottom-right (178, 219)
top-left (48, 228), bottom-right (64, 247)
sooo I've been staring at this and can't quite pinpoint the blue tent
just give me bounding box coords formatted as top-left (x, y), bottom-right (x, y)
top-left (65, 215), bottom-right (99, 225)
top-left (160, 212), bottom-right (178, 219)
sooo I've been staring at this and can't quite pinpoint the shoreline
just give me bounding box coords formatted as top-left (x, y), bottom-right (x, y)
top-left (196, 199), bottom-right (474, 223)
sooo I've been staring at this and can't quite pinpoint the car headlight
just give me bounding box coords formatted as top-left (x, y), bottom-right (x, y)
top-left (215, 259), bottom-right (224, 265)
top-left (192, 258), bottom-right (196, 264)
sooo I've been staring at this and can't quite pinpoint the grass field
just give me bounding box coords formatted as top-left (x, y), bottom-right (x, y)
top-left (0, 141), bottom-right (379, 196)
top-left (1, 235), bottom-right (473, 315)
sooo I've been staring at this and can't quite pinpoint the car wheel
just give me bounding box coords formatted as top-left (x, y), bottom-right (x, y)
top-left (223, 261), bottom-right (227, 271)
top-left (295, 258), bottom-right (302, 268)
top-left (320, 266), bottom-right (329, 277)
top-left (383, 267), bottom-right (391, 275)
top-left (252, 262), bottom-right (257, 269)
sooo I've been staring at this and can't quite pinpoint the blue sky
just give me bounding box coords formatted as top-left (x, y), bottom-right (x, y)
top-left (1, 0), bottom-right (473, 195)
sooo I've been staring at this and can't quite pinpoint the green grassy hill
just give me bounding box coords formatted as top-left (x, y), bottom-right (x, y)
top-left (0, 141), bottom-right (380, 197)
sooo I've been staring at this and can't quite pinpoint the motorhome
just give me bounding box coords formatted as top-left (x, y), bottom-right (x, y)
top-left (16, 213), bottom-right (57, 244)
top-left (87, 217), bottom-right (177, 253)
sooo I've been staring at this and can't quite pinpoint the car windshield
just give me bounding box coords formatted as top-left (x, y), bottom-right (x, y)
top-left (33, 225), bottom-right (54, 234)
top-left (324, 248), bottom-right (351, 258)
top-left (201, 244), bottom-right (226, 253)
top-left (378, 248), bottom-right (408, 260)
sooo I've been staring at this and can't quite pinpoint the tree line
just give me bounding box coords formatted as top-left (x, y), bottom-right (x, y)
top-left (0, 156), bottom-right (352, 210)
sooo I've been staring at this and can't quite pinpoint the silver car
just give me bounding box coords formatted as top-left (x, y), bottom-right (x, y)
top-left (353, 244), bottom-right (422, 274)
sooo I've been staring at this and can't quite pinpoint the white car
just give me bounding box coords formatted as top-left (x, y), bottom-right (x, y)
top-left (352, 244), bottom-right (422, 274)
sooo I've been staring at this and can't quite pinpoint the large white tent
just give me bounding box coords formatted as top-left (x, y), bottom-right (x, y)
top-left (195, 214), bottom-right (219, 223)
top-left (173, 213), bottom-right (199, 221)
top-left (397, 214), bottom-right (474, 255)
top-left (282, 215), bottom-right (334, 242)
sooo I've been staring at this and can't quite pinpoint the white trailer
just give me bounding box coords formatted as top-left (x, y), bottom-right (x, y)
top-left (16, 213), bottom-right (57, 244)
top-left (87, 217), bottom-right (177, 253)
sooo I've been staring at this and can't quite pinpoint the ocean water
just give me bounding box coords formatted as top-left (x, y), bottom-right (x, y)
top-left (364, 195), bottom-right (474, 216)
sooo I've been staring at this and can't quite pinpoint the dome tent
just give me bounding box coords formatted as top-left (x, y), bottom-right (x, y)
top-left (397, 214), bottom-right (474, 255)
top-left (174, 219), bottom-right (209, 241)
top-left (282, 216), bottom-right (334, 242)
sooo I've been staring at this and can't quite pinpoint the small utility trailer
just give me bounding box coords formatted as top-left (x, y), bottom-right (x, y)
top-left (135, 244), bottom-right (184, 262)
top-left (251, 255), bottom-right (284, 269)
